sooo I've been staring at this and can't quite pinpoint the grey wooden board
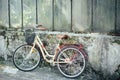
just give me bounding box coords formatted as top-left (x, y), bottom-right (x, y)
top-left (93, 0), bottom-right (115, 32)
top-left (38, 0), bottom-right (53, 30)
top-left (23, 0), bottom-right (36, 27)
top-left (10, 0), bottom-right (22, 28)
top-left (54, 0), bottom-right (71, 32)
top-left (0, 0), bottom-right (9, 27)
top-left (0, 0), bottom-right (120, 34)
top-left (116, 0), bottom-right (120, 33)
top-left (72, 0), bottom-right (92, 32)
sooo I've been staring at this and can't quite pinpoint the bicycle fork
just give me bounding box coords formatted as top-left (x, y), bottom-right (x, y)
top-left (25, 43), bottom-right (36, 60)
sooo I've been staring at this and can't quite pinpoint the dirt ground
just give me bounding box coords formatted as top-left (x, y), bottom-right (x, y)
top-left (0, 61), bottom-right (77, 80)
top-left (0, 60), bottom-right (107, 80)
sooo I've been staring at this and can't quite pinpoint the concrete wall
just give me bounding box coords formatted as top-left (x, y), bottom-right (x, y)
top-left (0, 31), bottom-right (120, 76)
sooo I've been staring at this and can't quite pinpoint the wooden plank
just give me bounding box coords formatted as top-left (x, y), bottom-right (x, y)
top-left (23, 0), bottom-right (36, 27)
top-left (93, 0), bottom-right (115, 32)
top-left (72, 0), bottom-right (92, 32)
top-left (10, 0), bottom-right (22, 28)
top-left (54, 0), bottom-right (71, 32)
top-left (38, 0), bottom-right (53, 30)
top-left (0, 0), bottom-right (9, 27)
top-left (116, 0), bottom-right (120, 33)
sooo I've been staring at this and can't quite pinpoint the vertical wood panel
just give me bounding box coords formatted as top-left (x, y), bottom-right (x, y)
top-left (0, 0), bottom-right (9, 27)
top-left (72, 0), bottom-right (92, 32)
top-left (8, 0), bottom-right (11, 28)
top-left (93, 0), bottom-right (115, 32)
top-left (38, 0), bottom-right (53, 30)
top-left (116, 0), bottom-right (120, 33)
top-left (54, 0), bottom-right (71, 32)
top-left (36, 0), bottom-right (38, 24)
top-left (23, 0), bottom-right (36, 27)
top-left (10, 0), bottom-right (21, 28)
top-left (0, 0), bottom-right (119, 34)
top-left (21, 0), bottom-right (23, 29)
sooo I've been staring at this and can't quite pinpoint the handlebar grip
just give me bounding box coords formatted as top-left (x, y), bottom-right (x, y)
top-left (23, 24), bottom-right (48, 31)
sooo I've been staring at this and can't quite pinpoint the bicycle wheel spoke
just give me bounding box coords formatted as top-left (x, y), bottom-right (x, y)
top-left (62, 52), bottom-right (70, 59)
top-left (13, 44), bottom-right (41, 71)
top-left (57, 46), bottom-right (86, 78)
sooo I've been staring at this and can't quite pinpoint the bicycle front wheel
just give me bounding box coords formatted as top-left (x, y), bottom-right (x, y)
top-left (13, 44), bottom-right (41, 71)
top-left (57, 46), bottom-right (86, 78)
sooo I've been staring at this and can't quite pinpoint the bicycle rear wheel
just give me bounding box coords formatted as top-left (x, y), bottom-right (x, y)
top-left (13, 44), bottom-right (41, 71)
top-left (57, 46), bottom-right (86, 78)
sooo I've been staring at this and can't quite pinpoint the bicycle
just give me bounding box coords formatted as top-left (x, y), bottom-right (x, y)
top-left (13, 24), bottom-right (88, 78)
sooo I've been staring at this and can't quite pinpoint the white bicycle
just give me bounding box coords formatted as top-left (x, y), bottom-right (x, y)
top-left (13, 24), bottom-right (88, 78)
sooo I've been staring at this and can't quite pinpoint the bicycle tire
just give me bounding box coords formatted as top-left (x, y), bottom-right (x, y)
top-left (56, 46), bottom-right (86, 78)
top-left (13, 44), bottom-right (42, 71)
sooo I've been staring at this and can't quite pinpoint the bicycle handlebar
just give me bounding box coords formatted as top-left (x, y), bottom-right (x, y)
top-left (23, 24), bottom-right (48, 32)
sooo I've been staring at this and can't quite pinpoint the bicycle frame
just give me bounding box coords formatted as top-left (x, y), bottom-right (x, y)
top-left (27, 32), bottom-right (88, 64)
top-left (13, 29), bottom-right (87, 77)
top-left (29, 33), bottom-right (63, 64)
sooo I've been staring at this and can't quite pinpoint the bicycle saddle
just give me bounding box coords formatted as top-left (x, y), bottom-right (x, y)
top-left (57, 34), bottom-right (70, 40)
top-left (36, 24), bottom-right (48, 31)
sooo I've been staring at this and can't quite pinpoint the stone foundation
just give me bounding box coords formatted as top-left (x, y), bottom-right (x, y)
top-left (0, 31), bottom-right (120, 79)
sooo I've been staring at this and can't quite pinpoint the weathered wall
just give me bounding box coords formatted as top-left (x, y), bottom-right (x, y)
top-left (0, 0), bottom-right (120, 33)
top-left (54, 0), bottom-right (71, 31)
top-left (0, 0), bottom-right (120, 78)
top-left (0, 31), bottom-right (120, 76)
top-left (84, 36), bottom-right (120, 75)
top-left (72, 0), bottom-right (92, 32)
top-left (92, 0), bottom-right (115, 32)
top-left (116, 0), bottom-right (120, 33)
